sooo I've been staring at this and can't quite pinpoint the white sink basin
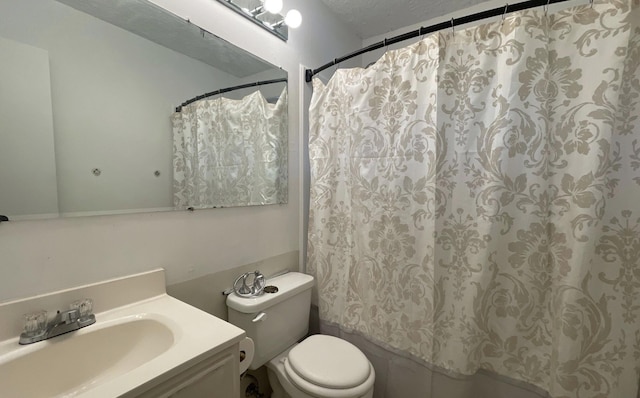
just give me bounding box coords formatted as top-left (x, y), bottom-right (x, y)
top-left (0, 316), bottom-right (174, 397)
top-left (0, 269), bottom-right (245, 398)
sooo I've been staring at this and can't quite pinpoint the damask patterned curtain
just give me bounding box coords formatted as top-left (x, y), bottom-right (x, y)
top-left (172, 87), bottom-right (287, 209)
top-left (308, 1), bottom-right (640, 397)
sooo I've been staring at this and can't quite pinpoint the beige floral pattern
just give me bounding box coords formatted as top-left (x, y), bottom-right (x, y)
top-left (436, 208), bottom-right (491, 300)
top-left (369, 75), bottom-right (417, 120)
top-left (596, 210), bottom-right (640, 323)
top-left (508, 222), bottom-right (573, 277)
top-left (518, 48), bottom-right (582, 102)
top-left (616, 28), bottom-right (640, 137)
top-left (368, 214), bottom-right (416, 259)
top-left (308, 1), bottom-right (640, 397)
top-left (172, 88), bottom-right (287, 209)
top-left (439, 50), bottom-right (492, 145)
top-left (633, 139), bottom-right (640, 185)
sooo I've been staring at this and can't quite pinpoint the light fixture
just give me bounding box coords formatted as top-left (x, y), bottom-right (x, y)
top-left (263, 0), bottom-right (283, 14)
top-left (284, 9), bottom-right (302, 29)
top-left (216, 0), bottom-right (302, 40)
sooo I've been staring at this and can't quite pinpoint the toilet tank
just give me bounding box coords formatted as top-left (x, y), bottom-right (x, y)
top-left (226, 272), bottom-right (314, 369)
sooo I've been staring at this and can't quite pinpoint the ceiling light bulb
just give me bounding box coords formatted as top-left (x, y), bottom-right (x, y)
top-left (284, 9), bottom-right (302, 28)
top-left (263, 0), bottom-right (283, 14)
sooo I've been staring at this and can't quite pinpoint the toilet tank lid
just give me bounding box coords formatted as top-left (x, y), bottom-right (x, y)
top-left (226, 272), bottom-right (314, 313)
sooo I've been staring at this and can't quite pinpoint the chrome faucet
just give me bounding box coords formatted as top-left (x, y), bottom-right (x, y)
top-left (19, 299), bottom-right (96, 345)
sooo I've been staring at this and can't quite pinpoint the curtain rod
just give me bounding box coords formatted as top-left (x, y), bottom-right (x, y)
top-left (305, 0), bottom-right (579, 82)
top-left (175, 78), bottom-right (287, 112)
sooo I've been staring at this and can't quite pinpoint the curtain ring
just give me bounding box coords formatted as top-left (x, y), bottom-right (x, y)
top-left (544, 0), bottom-right (551, 16)
top-left (450, 18), bottom-right (455, 34)
top-left (502, 3), bottom-right (509, 24)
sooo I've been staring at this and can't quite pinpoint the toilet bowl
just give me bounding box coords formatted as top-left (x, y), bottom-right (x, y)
top-left (266, 335), bottom-right (375, 398)
top-left (226, 272), bottom-right (375, 398)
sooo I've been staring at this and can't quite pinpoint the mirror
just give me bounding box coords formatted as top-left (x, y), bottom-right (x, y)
top-left (0, 0), bottom-right (288, 220)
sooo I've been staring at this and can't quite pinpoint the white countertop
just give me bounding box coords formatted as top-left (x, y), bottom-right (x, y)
top-left (0, 269), bottom-right (245, 397)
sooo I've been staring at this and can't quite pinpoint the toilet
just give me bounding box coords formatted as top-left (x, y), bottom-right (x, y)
top-left (226, 272), bottom-right (375, 398)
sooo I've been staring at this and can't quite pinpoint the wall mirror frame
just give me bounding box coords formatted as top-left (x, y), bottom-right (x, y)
top-left (0, 0), bottom-right (288, 221)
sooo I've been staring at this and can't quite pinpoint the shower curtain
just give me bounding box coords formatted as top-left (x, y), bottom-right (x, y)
top-left (308, 1), bottom-right (640, 397)
top-left (172, 87), bottom-right (287, 209)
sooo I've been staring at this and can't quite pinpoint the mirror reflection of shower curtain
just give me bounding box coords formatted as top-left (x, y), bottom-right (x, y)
top-left (308, 1), bottom-right (640, 397)
top-left (172, 87), bottom-right (287, 209)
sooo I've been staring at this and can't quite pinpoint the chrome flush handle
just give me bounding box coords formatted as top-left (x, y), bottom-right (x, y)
top-left (252, 312), bottom-right (268, 323)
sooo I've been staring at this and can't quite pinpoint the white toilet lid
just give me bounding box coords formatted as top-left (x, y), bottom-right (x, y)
top-left (287, 335), bottom-right (371, 389)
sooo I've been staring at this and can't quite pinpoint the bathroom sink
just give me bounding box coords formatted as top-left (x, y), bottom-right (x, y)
top-left (0, 316), bottom-right (174, 397)
top-left (0, 269), bottom-right (245, 398)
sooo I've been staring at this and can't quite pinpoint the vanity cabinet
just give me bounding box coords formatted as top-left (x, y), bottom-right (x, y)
top-left (136, 345), bottom-right (240, 398)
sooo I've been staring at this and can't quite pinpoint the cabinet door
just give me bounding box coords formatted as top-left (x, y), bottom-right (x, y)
top-left (137, 346), bottom-right (240, 398)
top-left (169, 352), bottom-right (236, 398)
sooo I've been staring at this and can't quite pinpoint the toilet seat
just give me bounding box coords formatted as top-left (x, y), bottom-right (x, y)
top-left (288, 335), bottom-right (371, 388)
top-left (282, 335), bottom-right (375, 398)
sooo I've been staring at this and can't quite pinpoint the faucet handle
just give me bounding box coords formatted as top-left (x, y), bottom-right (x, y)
top-left (22, 310), bottom-right (48, 336)
top-left (70, 298), bottom-right (93, 319)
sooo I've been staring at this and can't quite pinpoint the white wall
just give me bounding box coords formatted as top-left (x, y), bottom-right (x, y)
top-left (0, 37), bottom-right (58, 219)
top-left (0, 0), bottom-right (361, 302)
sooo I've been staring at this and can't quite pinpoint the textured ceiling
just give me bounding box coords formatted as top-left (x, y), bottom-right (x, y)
top-left (320, 0), bottom-right (490, 39)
